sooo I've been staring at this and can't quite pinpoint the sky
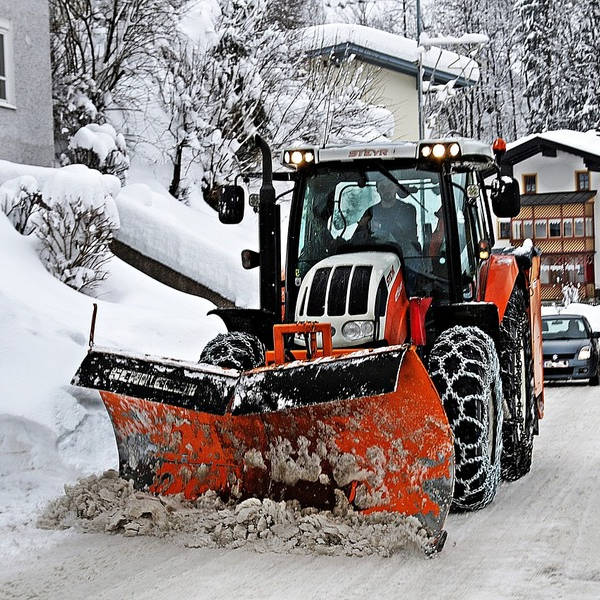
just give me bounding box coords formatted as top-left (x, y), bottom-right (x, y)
top-left (1, 159), bottom-right (600, 599)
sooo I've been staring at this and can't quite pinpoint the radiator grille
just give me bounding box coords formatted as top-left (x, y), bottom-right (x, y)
top-left (304, 265), bottom-right (373, 317)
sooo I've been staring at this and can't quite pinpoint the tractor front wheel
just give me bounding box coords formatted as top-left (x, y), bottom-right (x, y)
top-left (200, 331), bottom-right (266, 371)
top-left (429, 326), bottom-right (503, 511)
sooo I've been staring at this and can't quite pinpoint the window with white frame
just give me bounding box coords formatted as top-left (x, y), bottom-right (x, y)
top-left (512, 220), bottom-right (522, 239)
top-left (563, 219), bottom-right (573, 237)
top-left (0, 17), bottom-right (14, 106)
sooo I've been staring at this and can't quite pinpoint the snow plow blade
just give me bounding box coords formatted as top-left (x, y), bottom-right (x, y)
top-left (72, 344), bottom-right (454, 549)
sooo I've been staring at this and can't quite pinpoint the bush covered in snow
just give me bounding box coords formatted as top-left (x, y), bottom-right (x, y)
top-left (34, 166), bottom-right (121, 294)
top-left (0, 176), bottom-right (48, 235)
top-left (0, 164), bottom-right (121, 295)
top-left (65, 124), bottom-right (130, 184)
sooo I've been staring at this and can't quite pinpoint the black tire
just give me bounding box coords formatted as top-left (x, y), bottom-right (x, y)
top-left (199, 331), bottom-right (266, 371)
top-left (590, 369), bottom-right (599, 386)
top-left (499, 287), bottom-right (537, 481)
top-left (429, 326), bottom-right (503, 512)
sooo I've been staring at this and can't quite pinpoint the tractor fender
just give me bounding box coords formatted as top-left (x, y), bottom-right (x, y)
top-left (482, 254), bottom-right (520, 322)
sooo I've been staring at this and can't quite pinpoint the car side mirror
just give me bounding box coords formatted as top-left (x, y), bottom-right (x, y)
top-left (491, 176), bottom-right (520, 218)
top-left (218, 185), bottom-right (245, 224)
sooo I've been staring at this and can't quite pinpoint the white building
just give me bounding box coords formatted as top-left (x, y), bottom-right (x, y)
top-left (301, 24), bottom-right (480, 141)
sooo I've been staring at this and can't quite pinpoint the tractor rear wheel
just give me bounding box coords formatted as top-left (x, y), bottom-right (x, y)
top-left (499, 287), bottom-right (537, 481)
top-left (200, 331), bottom-right (266, 371)
top-left (429, 326), bottom-right (503, 511)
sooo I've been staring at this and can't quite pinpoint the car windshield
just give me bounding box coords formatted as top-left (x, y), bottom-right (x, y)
top-left (542, 317), bottom-right (588, 340)
top-left (294, 164), bottom-right (448, 297)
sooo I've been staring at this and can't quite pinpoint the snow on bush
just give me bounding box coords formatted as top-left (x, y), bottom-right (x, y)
top-left (66, 123), bottom-right (130, 184)
top-left (0, 175), bottom-right (47, 234)
top-left (33, 165), bottom-right (121, 294)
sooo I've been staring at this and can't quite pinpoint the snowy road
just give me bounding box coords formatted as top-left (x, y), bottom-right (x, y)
top-left (1, 383), bottom-right (599, 600)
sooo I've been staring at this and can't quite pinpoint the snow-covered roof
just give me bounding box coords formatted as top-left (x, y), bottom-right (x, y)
top-left (301, 24), bottom-right (480, 87)
top-left (506, 130), bottom-right (600, 170)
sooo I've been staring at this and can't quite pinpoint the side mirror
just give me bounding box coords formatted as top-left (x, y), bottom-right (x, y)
top-left (218, 185), bottom-right (245, 224)
top-left (491, 176), bottom-right (520, 218)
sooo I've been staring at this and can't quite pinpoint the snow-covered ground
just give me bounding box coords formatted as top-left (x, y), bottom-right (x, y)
top-left (1, 162), bottom-right (600, 598)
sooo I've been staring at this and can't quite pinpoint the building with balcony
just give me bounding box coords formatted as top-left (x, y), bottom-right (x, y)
top-left (498, 131), bottom-right (599, 301)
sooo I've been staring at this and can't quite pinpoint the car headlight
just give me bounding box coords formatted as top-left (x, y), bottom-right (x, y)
top-left (342, 320), bottom-right (375, 342)
top-left (578, 346), bottom-right (592, 360)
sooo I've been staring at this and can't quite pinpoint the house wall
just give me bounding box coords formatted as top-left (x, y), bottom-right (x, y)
top-left (504, 150), bottom-right (599, 296)
top-left (0, 0), bottom-right (54, 166)
top-left (511, 150), bottom-right (595, 194)
top-left (372, 70), bottom-right (420, 141)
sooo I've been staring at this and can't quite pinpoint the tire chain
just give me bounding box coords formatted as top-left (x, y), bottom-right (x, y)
top-left (200, 331), bottom-right (266, 371)
top-left (429, 326), bottom-right (503, 511)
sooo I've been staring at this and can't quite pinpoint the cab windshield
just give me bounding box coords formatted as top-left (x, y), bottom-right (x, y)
top-left (293, 164), bottom-right (448, 297)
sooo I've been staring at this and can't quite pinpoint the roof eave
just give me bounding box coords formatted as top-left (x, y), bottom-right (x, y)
top-left (306, 43), bottom-right (477, 88)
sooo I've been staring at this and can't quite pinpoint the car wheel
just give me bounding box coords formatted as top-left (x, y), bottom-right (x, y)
top-left (429, 326), bottom-right (503, 511)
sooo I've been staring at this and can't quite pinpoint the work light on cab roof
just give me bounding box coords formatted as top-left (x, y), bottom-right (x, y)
top-left (419, 141), bottom-right (462, 160)
top-left (283, 148), bottom-right (315, 168)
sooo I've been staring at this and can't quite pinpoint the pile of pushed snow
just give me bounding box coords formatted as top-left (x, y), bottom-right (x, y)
top-left (39, 471), bottom-right (434, 557)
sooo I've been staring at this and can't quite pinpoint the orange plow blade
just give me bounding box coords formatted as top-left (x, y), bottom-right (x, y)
top-left (73, 345), bottom-right (454, 548)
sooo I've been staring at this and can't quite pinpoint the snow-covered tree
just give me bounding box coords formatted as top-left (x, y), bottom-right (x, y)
top-left (326, 0), bottom-right (418, 37)
top-left (50, 0), bottom-right (183, 159)
top-left (570, 0), bottom-right (600, 131)
top-left (516, 0), bottom-right (565, 133)
top-left (158, 0), bottom-right (391, 205)
top-left (426, 0), bottom-right (523, 140)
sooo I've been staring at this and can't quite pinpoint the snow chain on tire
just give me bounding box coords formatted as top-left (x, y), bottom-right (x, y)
top-left (429, 326), bottom-right (503, 511)
top-left (200, 331), bottom-right (266, 371)
top-left (499, 286), bottom-right (537, 481)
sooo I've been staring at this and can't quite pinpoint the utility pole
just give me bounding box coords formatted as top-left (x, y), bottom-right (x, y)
top-left (416, 0), bottom-right (425, 138)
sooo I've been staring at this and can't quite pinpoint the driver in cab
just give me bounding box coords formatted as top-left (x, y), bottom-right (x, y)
top-left (353, 177), bottom-right (420, 256)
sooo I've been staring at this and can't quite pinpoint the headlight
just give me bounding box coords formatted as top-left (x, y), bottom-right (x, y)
top-left (341, 320), bottom-right (375, 341)
top-left (578, 346), bottom-right (592, 360)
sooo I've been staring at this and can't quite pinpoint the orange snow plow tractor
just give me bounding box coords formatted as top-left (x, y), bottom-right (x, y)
top-left (73, 322), bottom-right (454, 550)
top-left (73, 135), bottom-right (545, 553)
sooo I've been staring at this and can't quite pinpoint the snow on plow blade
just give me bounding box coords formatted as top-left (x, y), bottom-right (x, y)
top-left (72, 344), bottom-right (454, 548)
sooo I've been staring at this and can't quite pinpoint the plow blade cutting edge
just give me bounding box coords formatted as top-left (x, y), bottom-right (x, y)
top-left (72, 344), bottom-right (454, 550)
